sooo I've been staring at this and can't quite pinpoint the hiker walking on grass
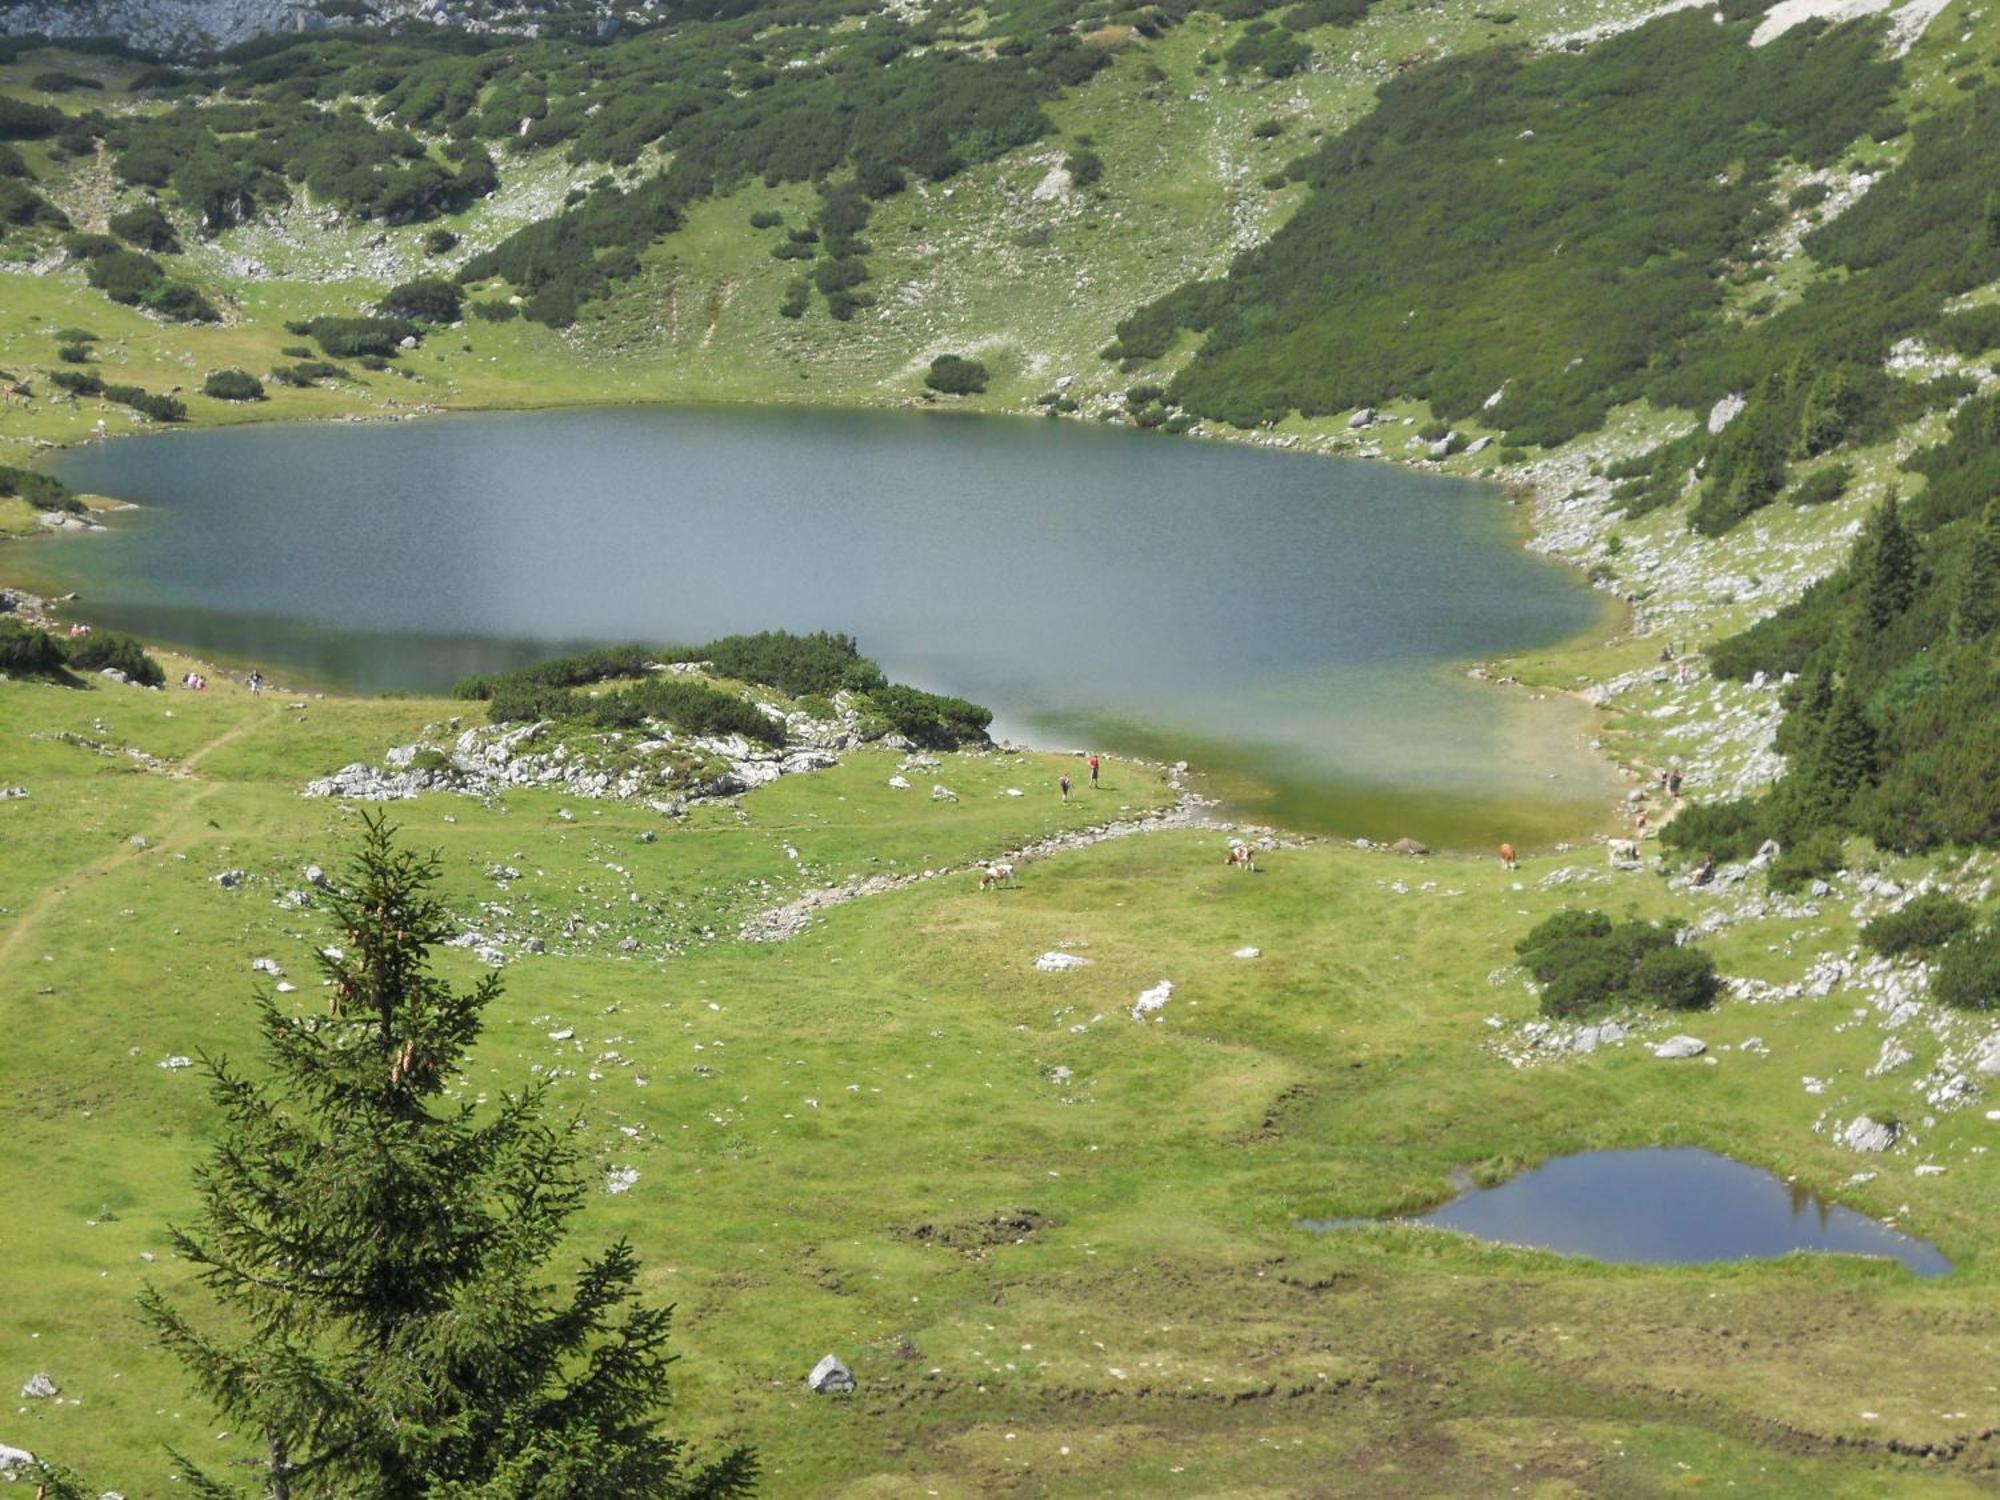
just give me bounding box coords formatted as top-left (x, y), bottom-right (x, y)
top-left (1059, 774), bottom-right (1072, 803)
top-left (1088, 754), bottom-right (1101, 789)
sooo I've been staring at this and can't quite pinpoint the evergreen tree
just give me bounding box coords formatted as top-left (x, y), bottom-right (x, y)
top-left (1860, 493), bottom-right (1918, 634)
top-left (140, 814), bottom-right (755, 1500)
top-left (1793, 366), bottom-right (1856, 459)
top-left (1953, 497), bottom-right (1999, 643)
top-left (1802, 689), bottom-right (1879, 807)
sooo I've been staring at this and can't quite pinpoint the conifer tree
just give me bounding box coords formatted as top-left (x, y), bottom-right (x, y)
top-left (1860, 492), bottom-right (1918, 634)
top-left (1801, 689), bottom-right (1879, 809)
top-left (1953, 497), bottom-right (1999, 643)
top-left (140, 814), bottom-right (755, 1500)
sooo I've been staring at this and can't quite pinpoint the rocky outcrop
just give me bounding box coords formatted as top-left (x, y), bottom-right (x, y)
top-left (304, 703), bottom-right (859, 811)
top-left (0, 0), bottom-right (636, 54)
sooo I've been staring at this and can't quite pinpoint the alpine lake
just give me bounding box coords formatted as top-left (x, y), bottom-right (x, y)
top-left (32, 404), bottom-right (1623, 846)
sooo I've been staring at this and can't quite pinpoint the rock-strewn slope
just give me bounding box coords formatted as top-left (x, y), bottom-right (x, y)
top-left (0, 0), bottom-right (626, 53)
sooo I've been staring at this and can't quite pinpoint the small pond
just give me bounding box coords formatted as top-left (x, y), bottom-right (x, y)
top-left (1305, 1148), bottom-right (1951, 1276)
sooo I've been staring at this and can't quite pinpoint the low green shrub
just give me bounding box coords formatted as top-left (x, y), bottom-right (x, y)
top-left (925, 354), bottom-right (989, 395)
top-left (0, 621), bottom-right (70, 678)
top-left (379, 276), bottom-right (463, 323)
top-left (1516, 908), bottom-right (1718, 1018)
top-left (869, 683), bottom-right (992, 748)
top-left (202, 368), bottom-right (265, 401)
top-left (65, 630), bottom-right (165, 686)
top-left (1932, 924), bottom-right (2000, 1011)
top-left (1862, 891), bottom-right (1977, 958)
top-left (0, 465), bottom-right (82, 513)
top-left (1788, 462), bottom-right (1852, 508)
top-left (306, 316), bottom-right (419, 359)
top-left (1767, 830), bottom-right (1845, 893)
top-left (109, 204), bottom-right (179, 253)
top-left (702, 631), bottom-right (885, 696)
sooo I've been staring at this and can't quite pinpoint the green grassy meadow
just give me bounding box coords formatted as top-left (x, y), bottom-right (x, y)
top-left (3, 660), bottom-right (1999, 1496)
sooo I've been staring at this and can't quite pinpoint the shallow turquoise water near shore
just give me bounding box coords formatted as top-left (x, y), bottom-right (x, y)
top-left (35, 405), bottom-right (1620, 843)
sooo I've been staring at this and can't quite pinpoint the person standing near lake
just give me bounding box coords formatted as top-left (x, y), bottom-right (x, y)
top-left (1088, 754), bottom-right (1101, 789)
top-left (1059, 774), bottom-right (1072, 803)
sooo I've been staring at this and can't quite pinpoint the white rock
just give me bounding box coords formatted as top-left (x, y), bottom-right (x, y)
top-left (1653, 1035), bottom-right (1706, 1059)
top-left (1131, 980), bottom-right (1174, 1021)
top-left (251, 957), bottom-right (283, 976)
top-left (20, 1373), bottom-right (57, 1399)
top-left (1839, 1115), bottom-right (1897, 1153)
top-left (1035, 952), bottom-right (1090, 971)
top-left (0, 1443), bottom-right (34, 1479)
top-left (1707, 392), bottom-right (1746, 433)
top-left (809, 1354), bottom-right (856, 1394)
top-left (1233, 946), bottom-right (1262, 959)
top-left (887, 775), bottom-right (911, 789)
top-left (158, 1055), bottom-right (193, 1070)
top-left (604, 1166), bottom-right (639, 1194)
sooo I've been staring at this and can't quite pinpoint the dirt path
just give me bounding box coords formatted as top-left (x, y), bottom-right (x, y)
top-left (0, 705), bottom-right (280, 975)
top-left (738, 788), bottom-right (1289, 942)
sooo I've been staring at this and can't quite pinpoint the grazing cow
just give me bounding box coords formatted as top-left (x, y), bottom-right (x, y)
top-left (1608, 839), bottom-right (1641, 869)
top-left (1225, 843), bottom-right (1257, 872)
top-left (979, 861), bottom-right (1016, 891)
top-left (1498, 842), bottom-right (1517, 870)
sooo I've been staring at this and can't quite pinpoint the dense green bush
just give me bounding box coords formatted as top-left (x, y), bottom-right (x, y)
top-left (1932, 923), bottom-right (2000, 1011)
top-left (1516, 909), bottom-right (1718, 1019)
top-left (84, 247), bottom-right (167, 302)
top-left (307, 316), bottom-right (419, 358)
top-left (1632, 944), bottom-right (1723, 1011)
top-left (46, 372), bottom-right (185, 420)
top-left (1862, 892), bottom-right (1977, 958)
top-left (924, 354), bottom-right (989, 395)
top-left (0, 178), bottom-right (69, 229)
top-left (109, 203), bottom-right (180, 252)
top-left (0, 465), bottom-right (83, 513)
top-left (469, 299), bottom-right (518, 322)
top-left (0, 97), bottom-right (64, 140)
top-left (31, 70), bottom-right (104, 93)
top-left (65, 630), bottom-right (165, 686)
top-left (483, 674), bottom-right (780, 745)
top-left (76, 243), bottom-right (216, 321)
top-left (454, 645), bottom-right (660, 702)
top-left (869, 684), bottom-right (993, 748)
top-left (202, 368), bottom-right (266, 401)
top-left (0, 621), bottom-right (71, 679)
top-left (380, 276), bottom-right (463, 323)
top-left (457, 634), bottom-right (990, 747)
top-left (701, 631), bottom-right (885, 697)
top-left (1789, 462), bottom-right (1853, 508)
